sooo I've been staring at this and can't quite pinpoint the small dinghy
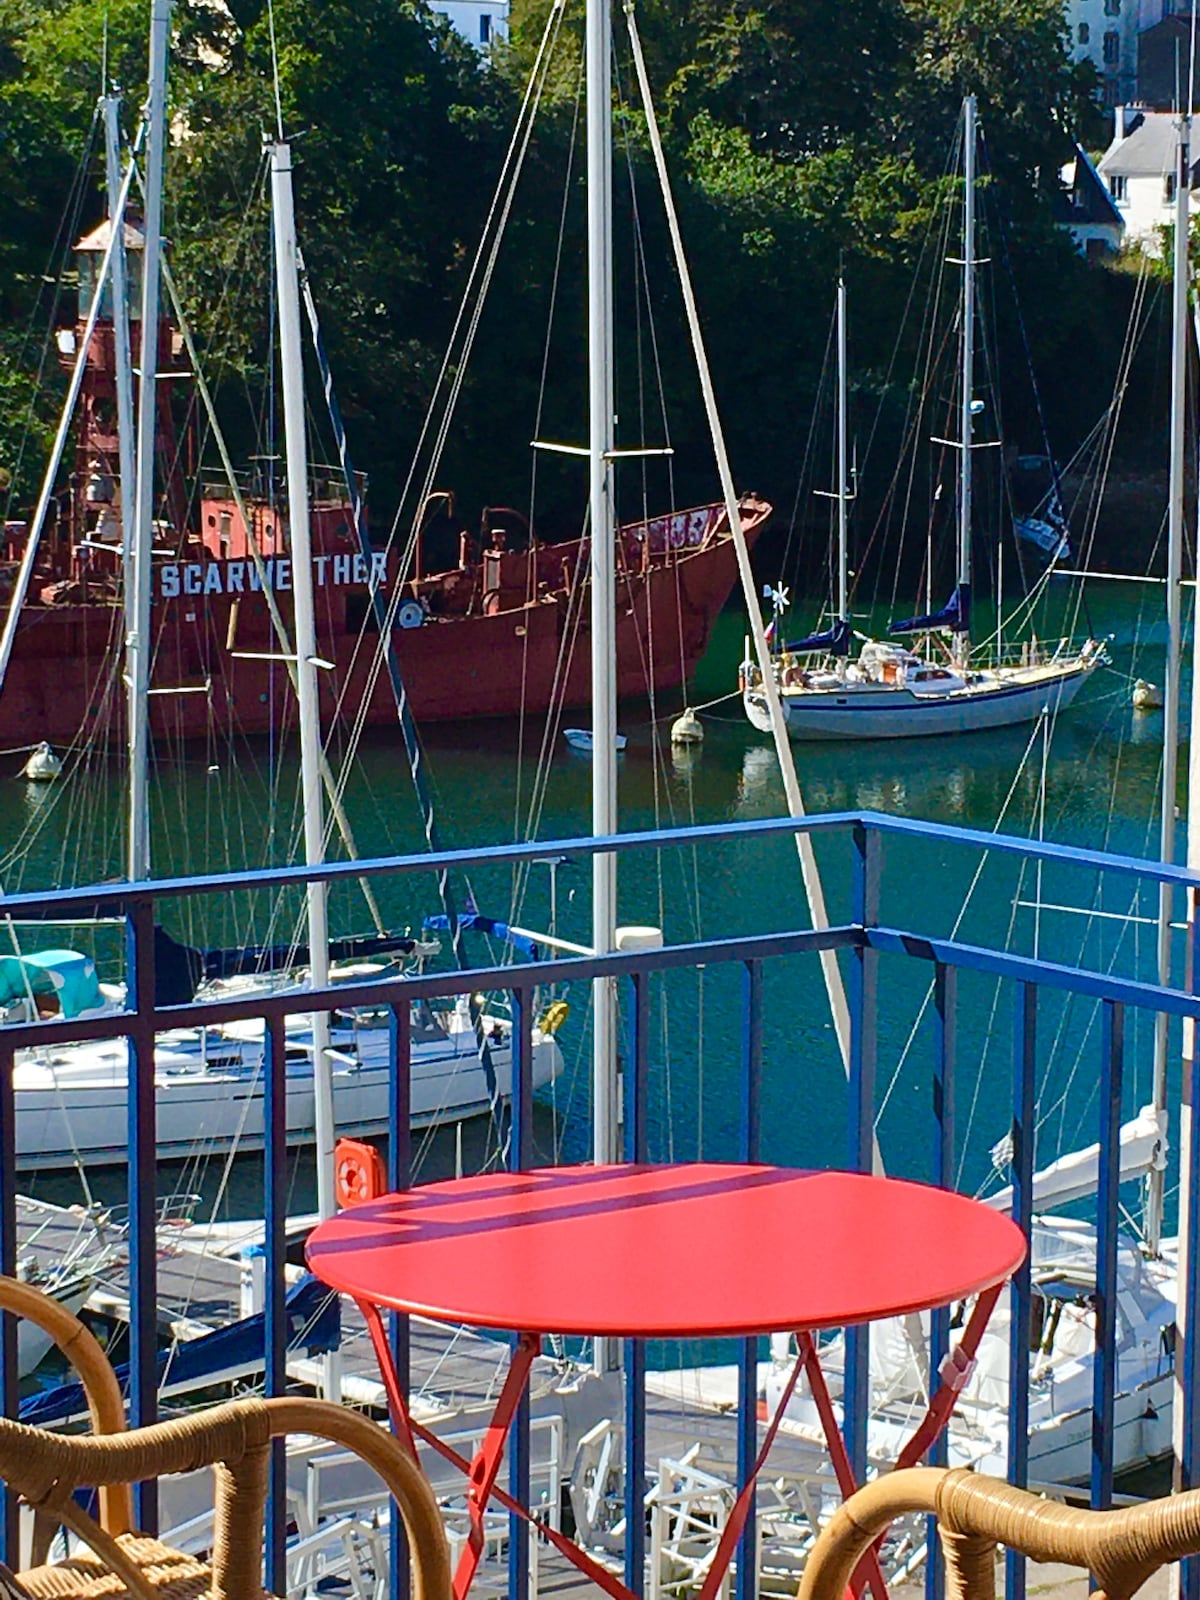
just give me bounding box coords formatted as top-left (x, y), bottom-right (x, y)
top-left (564, 728), bottom-right (627, 753)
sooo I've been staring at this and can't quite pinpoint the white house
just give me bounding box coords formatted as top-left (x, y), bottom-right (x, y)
top-left (427, 0), bottom-right (509, 49)
top-left (1097, 105), bottom-right (1199, 251)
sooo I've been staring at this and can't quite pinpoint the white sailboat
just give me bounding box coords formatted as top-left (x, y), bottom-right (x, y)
top-left (742, 97), bottom-right (1103, 743)
top-left (0, 24), bottom-right (563, 1171)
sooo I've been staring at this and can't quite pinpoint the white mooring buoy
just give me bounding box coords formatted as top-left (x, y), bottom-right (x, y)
top-left (1132, 679), bottom-right (1164, 711)
top-left (670, 708), bottom-right (704, 745)
top-left (21, 742), bottom-right (62, 782)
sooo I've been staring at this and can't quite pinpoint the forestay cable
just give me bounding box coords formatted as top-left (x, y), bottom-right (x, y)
top-left (624, 2), bottom-right (861, 1110)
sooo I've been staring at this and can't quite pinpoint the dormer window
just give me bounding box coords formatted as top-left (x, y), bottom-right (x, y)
top-left (1109, 174), bottom-right (1127, 201)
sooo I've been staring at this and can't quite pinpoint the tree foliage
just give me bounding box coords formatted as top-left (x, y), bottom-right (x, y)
top-left (0, 0), bottom-right (1153, 562)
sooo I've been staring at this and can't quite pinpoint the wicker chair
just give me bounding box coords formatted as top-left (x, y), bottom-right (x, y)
top-left (797, 1465), bottom-right (1200, 1600)
top-left (0, 1274), bottom-right (451, 1600)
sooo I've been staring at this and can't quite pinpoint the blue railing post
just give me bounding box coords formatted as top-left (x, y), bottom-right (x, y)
top-left (926, 962), bottom-right (957, 1600)
top-left (1180, 891), bottom-right (1200, 1600)
top-left (126, 895), bottom-right (158, 1533)
top-left (845, 822), bottom-right (880, 1485)
top-left (1091, 1000), bottom-right (1123, 1512)
top-left (389, 1001), bottom-right (413, 1600)
top-left (1006, 982), bottom-right (1037, 1600)
top-left (736, 960), bottom-right (763, 1600)
top-left (509, 985), bottom-right (533, 1600)
top-left (624, 969), bottom-right (650, 1598)
top-left (263, 1012), bottom-right (288, 1594)
top-left (0, 1037), bottom-right (15, 1564)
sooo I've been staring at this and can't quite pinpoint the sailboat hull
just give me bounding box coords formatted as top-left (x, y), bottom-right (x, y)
top-left (0, 505), bottom-right (765, 746)
top-left (744, 655), bottom-right (1099, 741)
top-left (11, 1018), bottom-right (564, 1169)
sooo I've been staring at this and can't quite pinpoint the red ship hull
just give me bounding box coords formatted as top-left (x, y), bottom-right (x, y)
top-left (0, 501), bottom-right (766, 747)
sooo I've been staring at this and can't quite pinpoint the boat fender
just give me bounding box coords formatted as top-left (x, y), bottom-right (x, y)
top-left (334, 1137), bottom-right (386, 1208)
top-left (537, 999), bottom-right (570, 1035)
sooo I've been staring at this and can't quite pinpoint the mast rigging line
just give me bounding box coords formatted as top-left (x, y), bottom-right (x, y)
top-left (332, 0), bottom-right (566, 788)
top-left (157, 252), bottom-right (386, 937)
top-left (361, 0), bottom-right (567, 617)
top-left (622, 0), bottom-right (858, 1106)
top-left (3, 103), bottom-right (101, 525)
top-left (0, 142), bottom-right (143, 704)
top-left (297, 261), bottom-right (483, 981)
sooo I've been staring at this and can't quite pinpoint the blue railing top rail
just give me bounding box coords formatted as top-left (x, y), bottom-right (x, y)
top-left (4, 914), bottom-right (1200, 1056)
top-left (0, 808), bottom-right (1195, 917)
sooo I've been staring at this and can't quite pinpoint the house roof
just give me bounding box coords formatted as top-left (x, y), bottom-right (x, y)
top-left (1100, 110), bottom-right (1197, 178)
top-left (1053, 142), bottom-right (1124, 230)
top-left (74, 218), bottom-right (145, 253)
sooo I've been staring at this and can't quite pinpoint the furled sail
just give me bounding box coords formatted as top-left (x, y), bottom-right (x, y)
top-left (889, 584), bottom-right (970, 638)
top-left (786, 616), bottom-right (852, 656)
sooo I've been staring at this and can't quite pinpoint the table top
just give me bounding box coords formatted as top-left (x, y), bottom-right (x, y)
top-left (306, 1163), bottom-right (1025, 1339)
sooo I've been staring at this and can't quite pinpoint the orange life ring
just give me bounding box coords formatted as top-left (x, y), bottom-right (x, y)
top-left (334, 1138), bottom-right (386, 1208)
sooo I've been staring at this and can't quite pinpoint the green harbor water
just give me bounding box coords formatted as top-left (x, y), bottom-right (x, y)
top-left (7, 584), bottom-right (1189, 1250)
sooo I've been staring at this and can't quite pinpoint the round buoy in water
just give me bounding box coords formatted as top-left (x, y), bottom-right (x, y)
top-left (21, 742), bottom-right (62, 782)
top-left (1132, 679), bottom-right (1164, 711)
top-left (670, 708), bottom-right (704, 745)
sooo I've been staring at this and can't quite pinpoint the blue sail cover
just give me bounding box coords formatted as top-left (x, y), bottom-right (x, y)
top-left (889, 584), bottom-right (971, 638)
top-left (423, 914), bottom-right (540, 962)
top-left (786, 616), bottom-right (852, 656)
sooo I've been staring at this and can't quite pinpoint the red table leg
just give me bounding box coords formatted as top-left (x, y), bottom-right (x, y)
top-left (798, 1334), bottom-right (890, 1600)
top-left (453, 1331), bottom-right (542, 1600)
top-left (360, 1298), bottom-right (418, 1459)
top-left (894, 1282), bottom-right (1001, 1470)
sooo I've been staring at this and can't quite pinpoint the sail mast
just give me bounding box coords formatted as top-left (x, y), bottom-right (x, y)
top-left (102, 93), bottom-right (136, 643)
top-left (126, 0), bottom-right (169, 882)
top-left (587, 0), bottom-right (618, 1174)
top-left (1149, 109), bottom-right (1191, 1255)
top-left (269, 140), bottom-right (335, 1222)
top-left (956, 93), bottom-right (976, 671)
top-left (836, 275), bottom-right (850, 640)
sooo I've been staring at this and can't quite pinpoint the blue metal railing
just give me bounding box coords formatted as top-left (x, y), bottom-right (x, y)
top-left (0, 809), bottom-right (1198, 1600)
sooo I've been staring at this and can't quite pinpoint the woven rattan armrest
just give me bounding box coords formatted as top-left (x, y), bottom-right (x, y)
top-left (797, 1467), bottom-right (1200, 1600)
top-left (0, 1396), bottom-right (450, 1600)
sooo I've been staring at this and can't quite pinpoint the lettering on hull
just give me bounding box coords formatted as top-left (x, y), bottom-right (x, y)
top-left (156, 552), bottom-right (386, 601)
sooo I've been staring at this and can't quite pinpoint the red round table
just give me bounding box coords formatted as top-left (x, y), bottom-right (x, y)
top-left (307, 1163), bottom-right (1025, 1600)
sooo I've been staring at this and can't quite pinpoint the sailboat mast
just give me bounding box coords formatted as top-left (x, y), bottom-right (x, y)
top-left (270, 141), bottom-right (335, 1221)
top-left (102, 94), bottom-right (136, 642)
top-left (1149, 110), bottom-right (1191, 1255)
top-left (587, 0), bottom-right (619, 1170)
top-left (956, 93), bottom-right (976, 671)
top-left (836, 276), bottom-right (849, 633)
top-left (126, 0), bottom-right (170, 882)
